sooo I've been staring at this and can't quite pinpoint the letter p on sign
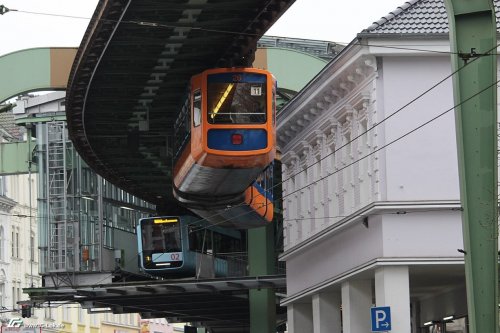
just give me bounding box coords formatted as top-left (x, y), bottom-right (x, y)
top-left (371, 306), bottom-right (391, 332)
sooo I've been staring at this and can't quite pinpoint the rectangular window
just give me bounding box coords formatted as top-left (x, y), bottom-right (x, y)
top-left (207, 72), bottom-right (267, 124)
top-left (193, 90), bottom-right (202, 127)
top-left (45, 306), bottom-right (54, 319)
top-left (90, 312), bottom-right (98, 326)
top-left (174, 95), bottom-right (191, 161)
top-left (0, 176), bottom-right (5, 196)
top-left (16, 232), bottom-right (19, 258)
top-left (0, 283), bottom-right (4, 308)
top-left (30, 235), bottom-right (35, 262)
top-left (78, 305), bottom-right (84, 323)
top-left (62, 305), bottom-right (70, 321)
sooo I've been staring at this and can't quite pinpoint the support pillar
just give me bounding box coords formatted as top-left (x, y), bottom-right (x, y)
top-left (249, 225), bottom-right (275, 333)
top-left (375, 266), bottom-right (411, 333)
top-left (341, 279), bottom-right (372, 333)
top-left (312, 292), bottom-right (341, 333)
top-left (287, 302), bottom-right (313, 333)
top-left (444, 1), bottom-right (498, 332)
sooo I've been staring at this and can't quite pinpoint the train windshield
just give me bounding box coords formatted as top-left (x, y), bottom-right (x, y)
top-left (140, 217), bottom-right (181, 253)
top-left (207, 72), bottom-right (267, 124)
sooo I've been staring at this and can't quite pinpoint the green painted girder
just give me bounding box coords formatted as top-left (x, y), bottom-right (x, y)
top-left (0, 47), bottom-right (76, 104)
top-left (255, 47), bottom-right (328, 93)
top-left (248, 225), bottom-right (276, 333)
top-left (15, 114), bottom-right (66, 126)
top-left (0, 141), bottom-right (36, 174)
top-left (444, 1), bottom-right (498, 332)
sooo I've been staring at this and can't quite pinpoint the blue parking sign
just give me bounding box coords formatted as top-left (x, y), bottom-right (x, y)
top-left (371, 306), bottom-right (391, 331)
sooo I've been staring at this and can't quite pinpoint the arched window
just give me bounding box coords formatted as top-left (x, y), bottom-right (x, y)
top-left (0, 226), bottom-right (4, 261)
top-left (0, 269), bottom-right (5, 308)
top-left (0, 176), bottom-right (5, 196)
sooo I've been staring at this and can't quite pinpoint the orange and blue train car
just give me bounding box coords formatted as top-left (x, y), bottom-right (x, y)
top-left (172, 67), bottom-right (276, 228)
top-left (137, 215), bottom-right (246, 277)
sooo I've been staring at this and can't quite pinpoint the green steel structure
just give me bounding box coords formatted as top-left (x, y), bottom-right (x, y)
top-left (444, 0), bottom-right (498, 332)
top-left (9, 93), bottom-right (155, 287)
top-left (0, 47), bottom-right (76, 103)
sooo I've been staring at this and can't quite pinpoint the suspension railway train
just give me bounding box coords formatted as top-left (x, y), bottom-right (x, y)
top-left (172, 67), bottom-right (276, 228)
top-left (137, 215), bottom-right (246, 277)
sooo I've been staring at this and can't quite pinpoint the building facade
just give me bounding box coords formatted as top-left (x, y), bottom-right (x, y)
top-left (277, 0), bottom-right (481, 332)
top-left (1, 94), bottom-right (158, 331)
top-left (0, 112), bottom-right (52, 329)
top-left (11, 92), bottom-right (155, 288)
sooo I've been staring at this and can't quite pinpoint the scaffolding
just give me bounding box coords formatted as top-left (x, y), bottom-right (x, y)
top-left (46, 122), bottom-right (75, 272)
top-left (8, 92), bottom-right (155, 287)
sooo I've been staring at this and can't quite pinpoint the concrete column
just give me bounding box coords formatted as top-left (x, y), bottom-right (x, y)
top-left (341, 279), bottom-right (372, 333)
top-left (375, 266), bottom-right (411, 333)
top-left (312, 292), bottom-right (341, 333)
top-left (287, 302), bottom-right (313, 333)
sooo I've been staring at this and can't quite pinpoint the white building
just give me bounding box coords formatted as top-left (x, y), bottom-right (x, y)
top-left (277, 0), bottom-right (481, 332)
top-left (0, 111), bottom-right (42, 325)
top-left (0, 175), bottom-right (16, 312)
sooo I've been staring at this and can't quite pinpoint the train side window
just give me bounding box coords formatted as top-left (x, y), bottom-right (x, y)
top-left (272, 81), bottom-right (276, 126)
top-left (193, 90), bottom-right (201, 127)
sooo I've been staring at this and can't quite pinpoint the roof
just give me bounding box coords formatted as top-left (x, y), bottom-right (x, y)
top-left (360, 0), bottom-right (500, 36)
top-left (0, 109), bottom-right (24, 141)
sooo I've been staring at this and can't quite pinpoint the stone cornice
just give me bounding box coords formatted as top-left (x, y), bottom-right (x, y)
top-left (0, 195), bottom-right (15, 213)
top-left (277, 51), bottom-right (377, 151)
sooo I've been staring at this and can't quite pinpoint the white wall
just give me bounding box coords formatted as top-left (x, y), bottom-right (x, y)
top-left (381, 210), bottom-right (463, 257)
top-left (286, 217), bottom-right (383, 296)
top-left (380, 56), bottom-right (459, 201)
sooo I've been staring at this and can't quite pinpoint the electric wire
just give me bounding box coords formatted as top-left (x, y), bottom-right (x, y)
top-left (0, 6), bottom-right (490, 56)
top-left (188, 73), bottom-right (500, 232)
top-left (5, 48), bottom-right (497, 273)
top-left (2, 3), bottom-right (499, 314)
top-left (184, 42), bottom-right (500, 231)
top-left (9, 35), bottom-right (486, 234)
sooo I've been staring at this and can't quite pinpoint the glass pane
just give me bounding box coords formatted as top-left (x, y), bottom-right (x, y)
top-left (193, 91), bottom-right (201, 127)
top-left (142, 221), bottom-right (181, 253)
top-left (445, 317), bottom-right (467, 333)
top-left (207, 73), bottom-right (267, 124)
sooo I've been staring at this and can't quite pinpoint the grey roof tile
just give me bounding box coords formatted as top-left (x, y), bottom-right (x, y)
top-left (361, 0), bottom-right (500, 35)
top-left (0, 110), bottom-right (24, 140)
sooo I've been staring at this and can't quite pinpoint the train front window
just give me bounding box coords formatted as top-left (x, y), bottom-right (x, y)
top-left (207, 72), bottom-right (267, 124)
top-left (141, 220), bottom-right (181, 253)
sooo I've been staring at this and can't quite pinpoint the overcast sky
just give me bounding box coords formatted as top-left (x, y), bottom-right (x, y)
top-left (0, 0), bottom-right (406, 56)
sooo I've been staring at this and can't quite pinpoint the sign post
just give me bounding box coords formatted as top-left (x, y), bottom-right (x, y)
top-left (371, 306), bottom-right (391, 332)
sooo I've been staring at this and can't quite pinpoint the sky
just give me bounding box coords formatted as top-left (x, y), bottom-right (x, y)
top-left (0, 0), bottom-right (406, 56)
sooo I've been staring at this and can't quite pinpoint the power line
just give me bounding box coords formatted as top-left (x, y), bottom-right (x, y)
top-left (189, 73), bottom-right (500, 232)
top-left (184, 42), bottom-right (499, 231)
top-left (2, 6), bottom-right (498, 56)
top-left (276, 43), bottom-right (499, 190)
top-left (2, 2), bottom-right (499, 296)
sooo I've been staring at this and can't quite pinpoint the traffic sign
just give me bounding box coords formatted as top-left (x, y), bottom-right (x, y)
top-left (371, 306), bottom-right (391, 332)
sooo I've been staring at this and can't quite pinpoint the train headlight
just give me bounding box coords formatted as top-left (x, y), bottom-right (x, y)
top-left (231, 133), bottom-right (243, 145)
top-left (146, 256), bottom-right (151, 262)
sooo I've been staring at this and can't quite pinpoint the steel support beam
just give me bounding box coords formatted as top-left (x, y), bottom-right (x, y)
top-left (248, 225), bottom-right (276, 333)
top-left (444, 1), bottom-right (498, 332)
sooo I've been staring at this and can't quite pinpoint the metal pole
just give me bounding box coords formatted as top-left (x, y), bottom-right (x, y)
top-left (444, 1), bottom-right (498, 332)
top-left (248, 225), bottom-right (276, 333)
top-left (27, 124), bottom-right (34, 287)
